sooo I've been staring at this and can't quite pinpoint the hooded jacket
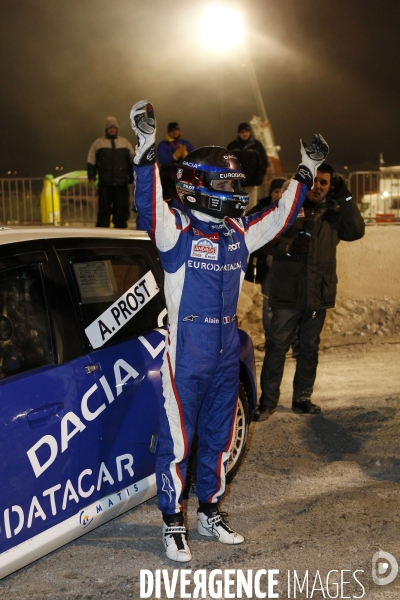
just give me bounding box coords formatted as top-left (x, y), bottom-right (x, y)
top-left (87, 117), bottom-right (135, 186)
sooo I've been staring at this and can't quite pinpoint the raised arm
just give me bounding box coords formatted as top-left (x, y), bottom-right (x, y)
top-left (130, 100), bottom-right (189, 252)
top-left (244, 134), bottom-right (329, 254)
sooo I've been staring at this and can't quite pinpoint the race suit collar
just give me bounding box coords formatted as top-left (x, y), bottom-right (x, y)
top-left (190, 210), bottom-right (233, 238)
top-left (191, 210), bottom-right (222, 224)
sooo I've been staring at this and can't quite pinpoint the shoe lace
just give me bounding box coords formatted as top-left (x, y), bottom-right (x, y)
top-left (207, 511), bottom-right (233, 534)
top-left (164, 525), bottom-right (187, 550)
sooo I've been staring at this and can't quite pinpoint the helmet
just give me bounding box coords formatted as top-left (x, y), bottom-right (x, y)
top-left (175, 146), bottom-right (248, 218)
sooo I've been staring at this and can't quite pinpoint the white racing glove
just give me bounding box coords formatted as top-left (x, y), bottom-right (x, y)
top-left (130, 100), bottom-right (156, 166)
top-left (295, 134), bottom-right (329, 187)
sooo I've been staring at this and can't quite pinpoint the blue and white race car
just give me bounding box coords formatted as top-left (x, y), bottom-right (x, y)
top-left (0, 227), bottom-right (256, 578)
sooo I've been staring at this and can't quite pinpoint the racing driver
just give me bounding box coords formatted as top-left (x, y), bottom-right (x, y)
top-left (130, 100), bottom-right (329, 562)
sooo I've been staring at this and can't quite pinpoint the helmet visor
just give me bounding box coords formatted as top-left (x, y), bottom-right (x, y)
top-left (210, 179), bottom-right (236, 192)
top-left (204, 171), bottom-right (246, 194)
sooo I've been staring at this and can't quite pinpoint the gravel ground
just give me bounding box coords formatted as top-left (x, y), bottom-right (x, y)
top-left (1, 340), bottom-right (400, 599)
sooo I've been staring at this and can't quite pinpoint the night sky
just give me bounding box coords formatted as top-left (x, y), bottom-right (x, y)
top-left (1, 0), bottom-right (399, 177)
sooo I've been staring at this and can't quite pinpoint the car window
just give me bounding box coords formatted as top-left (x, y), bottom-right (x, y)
top-left (0, 263), bottom-right (54, 380)
top-left (70, 255), bottom-right (164, 350)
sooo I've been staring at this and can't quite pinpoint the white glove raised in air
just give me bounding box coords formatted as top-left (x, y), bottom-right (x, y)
top-left (130, 100), bottom-right (156, 166)
top-left (295, 134), bottom-right (329, 187)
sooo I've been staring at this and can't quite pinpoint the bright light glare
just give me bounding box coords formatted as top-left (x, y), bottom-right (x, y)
top-left (198, 4), bottom-right (244, 50)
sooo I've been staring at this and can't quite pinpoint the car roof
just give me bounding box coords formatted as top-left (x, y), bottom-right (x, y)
top-left (0, 226), bottom-right (150, 245)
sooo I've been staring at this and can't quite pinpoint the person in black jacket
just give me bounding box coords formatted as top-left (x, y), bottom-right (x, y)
top-left (227, 123), bottom-right (268, 211)
top-left (87, 116), bottom-right (134, 228)
top-left (256, 163), bottom-right (365, 421)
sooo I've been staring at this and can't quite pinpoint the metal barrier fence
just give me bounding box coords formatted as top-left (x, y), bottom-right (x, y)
top-left (57, 179), bottom-right (133, 225)
top-left (348, 170), bottom-right (400, 222)
top-left (59, 177), bottom-right (98, 225)
top-left (0, 178), bottom-right (43, 224)
top-left (0, 176), bottom-right (101, 226)
top-left (1, 172), bottom-right (399, 226)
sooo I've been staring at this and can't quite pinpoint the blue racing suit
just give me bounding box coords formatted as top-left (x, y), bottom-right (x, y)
top-left (134, 163), bottom-right (309, 514)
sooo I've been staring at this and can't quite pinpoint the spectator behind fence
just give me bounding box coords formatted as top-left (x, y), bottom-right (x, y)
top-left (227, 123), bottom-right (268, 211)
top-left (256, 164), bottom-right (365, 421)
top-left (157, 122), bottom-right (194, 200)
top-left (87, 116), bottom-right (134, 229)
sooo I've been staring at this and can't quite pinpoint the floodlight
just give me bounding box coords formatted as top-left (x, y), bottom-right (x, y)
top-left (198, 4), bottom-right (244, 50)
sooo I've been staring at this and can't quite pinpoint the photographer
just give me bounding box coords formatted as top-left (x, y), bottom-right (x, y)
top-left (256, 164), bottom-right (365, 421)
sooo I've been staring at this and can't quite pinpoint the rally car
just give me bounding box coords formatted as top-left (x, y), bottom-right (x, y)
top-left (0, 227), bottom-right (256, 578)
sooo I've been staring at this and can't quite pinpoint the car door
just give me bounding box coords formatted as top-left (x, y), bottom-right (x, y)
top-left (0, 251), bottom-right (91, 554)
top-left (55, 238), bottom-right (166, 501)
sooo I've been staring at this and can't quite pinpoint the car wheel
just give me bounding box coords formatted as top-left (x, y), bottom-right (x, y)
top-left (226, 382), bottom-right (249, 483)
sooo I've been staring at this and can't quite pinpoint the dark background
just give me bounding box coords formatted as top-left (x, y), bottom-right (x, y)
top-left (1, 0), bottom-right (398, 176)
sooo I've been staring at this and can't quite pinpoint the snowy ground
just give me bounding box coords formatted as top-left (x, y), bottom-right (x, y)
top-left (1, 339), bottom-right (399, 599)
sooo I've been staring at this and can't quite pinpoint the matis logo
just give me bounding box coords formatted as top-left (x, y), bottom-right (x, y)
top-left (191, 238), bottom-right (219, 261)
top-left (79, 510), bottom-right (93, 529)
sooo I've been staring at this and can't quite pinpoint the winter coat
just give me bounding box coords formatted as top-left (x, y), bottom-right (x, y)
top-left (226, 136), bottom-right (268, 186)
top-left (87, 135), bottom-right (134, 186)
top-left (269, 196), bottom-right (365, 310)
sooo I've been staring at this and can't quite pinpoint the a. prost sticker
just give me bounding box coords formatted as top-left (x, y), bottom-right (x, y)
top-left (85, 270), bottom-right (159, 348)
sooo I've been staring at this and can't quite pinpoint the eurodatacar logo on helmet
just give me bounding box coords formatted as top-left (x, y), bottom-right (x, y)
top-left (139, 567), bottom-right (369, 598)
top-left (219, 171), bottom-right (245, 179)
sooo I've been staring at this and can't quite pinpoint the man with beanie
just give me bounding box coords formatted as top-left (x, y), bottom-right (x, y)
top-left (227, 123), bottom-right (268, 211)
top-left (156, 122), bottom-right (194, 200)
top-left (87, 116), bottom-right (134, 228)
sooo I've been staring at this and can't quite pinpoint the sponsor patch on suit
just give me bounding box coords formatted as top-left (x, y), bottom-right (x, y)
top-left (190, 238), bottom-right (219, 260)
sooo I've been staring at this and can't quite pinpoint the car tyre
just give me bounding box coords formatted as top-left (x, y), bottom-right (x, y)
top-left (226, 382), bottom-right (250, 483)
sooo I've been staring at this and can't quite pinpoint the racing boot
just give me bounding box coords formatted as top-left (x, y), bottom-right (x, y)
top-left (162, 512), bottom-right (192, 562)
top-left (197, 503), bottom-right (244, 544)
